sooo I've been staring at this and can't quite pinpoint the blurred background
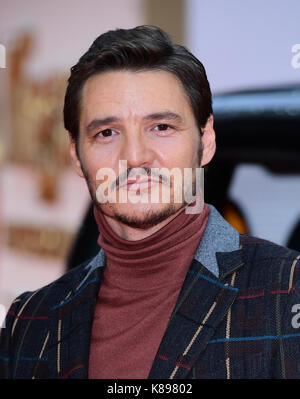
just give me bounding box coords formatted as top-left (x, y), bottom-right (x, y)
top-left (0, 0), bottom-right (299, 319)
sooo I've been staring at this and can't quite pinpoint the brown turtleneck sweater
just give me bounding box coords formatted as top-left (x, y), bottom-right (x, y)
top-left (88, 203), bottom-right (210, 379)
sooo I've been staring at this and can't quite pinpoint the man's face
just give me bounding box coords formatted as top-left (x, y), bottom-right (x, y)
top-left (70, 70), bottom-right (215, 228)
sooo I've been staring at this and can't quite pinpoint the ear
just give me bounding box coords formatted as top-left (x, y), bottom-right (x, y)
top-left (69, 134), bottom-right (84, 178)
top-left (200, 114), bottom-right (216, 167)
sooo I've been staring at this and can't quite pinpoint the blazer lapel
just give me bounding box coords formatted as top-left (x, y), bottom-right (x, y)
top-left (46, 267), bottom-right (103, 379)
top-left (148, 249), bottom-right (244, 379)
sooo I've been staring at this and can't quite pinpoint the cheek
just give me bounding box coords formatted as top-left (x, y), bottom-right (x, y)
top-left (81, 153), bottom-right (100, 180)
top-left (157, 138), bottom-right (199, 168)
top-left (81, 142), bottom-right (116, 175)
top-left (186, 134), bottom-right (201, 165)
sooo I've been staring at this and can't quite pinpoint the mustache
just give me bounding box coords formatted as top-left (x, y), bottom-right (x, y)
top-left (111, 167), bottom-right (170, 190)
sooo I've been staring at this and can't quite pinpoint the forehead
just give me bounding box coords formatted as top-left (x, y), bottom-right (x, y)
top-left (79, 70), bottom-right (194, 125)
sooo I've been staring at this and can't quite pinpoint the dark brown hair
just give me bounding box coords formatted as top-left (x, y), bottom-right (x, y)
top-left (63, 25), bottom-right (212, 146)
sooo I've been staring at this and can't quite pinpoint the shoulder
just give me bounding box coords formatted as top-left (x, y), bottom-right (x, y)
top-left (239, 233), bottom-right (299, 262)
top-left (0, 256), bottom-right (101, 378)
top-left (240, 232), bottom-right (298, 253)
top-left (238, 233), bottom-right (300, 289)
top-left (4, 256), bottom-right (98, 324)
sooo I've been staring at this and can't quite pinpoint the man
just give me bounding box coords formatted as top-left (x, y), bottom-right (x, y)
top-left (1, 25), bottom-right (300, 379)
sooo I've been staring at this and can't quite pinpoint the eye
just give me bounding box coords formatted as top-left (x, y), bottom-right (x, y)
top-left (153, 124), bottom-right (172, 133)
top-left (96, 128), bottom-right (118, 138)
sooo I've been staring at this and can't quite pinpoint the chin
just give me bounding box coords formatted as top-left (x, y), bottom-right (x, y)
top-left (101, 202), bottom-right (181, 229)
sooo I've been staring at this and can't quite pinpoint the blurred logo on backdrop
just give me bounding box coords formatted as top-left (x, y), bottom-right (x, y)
top-left (0, 304), bottom-right (6, 328)
top-left (3, 32), bottom-right (74, 259)
top-left (291, 44), bottom-right (300, 69)
top-left (0, 44), bottom-right (5, 68)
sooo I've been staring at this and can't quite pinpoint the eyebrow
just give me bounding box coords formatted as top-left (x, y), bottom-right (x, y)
top-left (86, 116), bottom-right (121, 134)
top-left (143, 112), bottom-right (183, 124)
top-left (85, 112), bottom-right (184, 134)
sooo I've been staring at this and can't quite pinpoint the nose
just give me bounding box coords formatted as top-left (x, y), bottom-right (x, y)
top-left (119, 129), bottom-right (155, 169)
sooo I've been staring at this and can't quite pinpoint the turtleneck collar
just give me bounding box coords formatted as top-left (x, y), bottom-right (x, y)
top-left (93, 204), bottom-right (210, 291)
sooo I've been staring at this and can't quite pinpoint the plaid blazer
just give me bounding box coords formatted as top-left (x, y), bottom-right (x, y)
top-left (1, 207), bottom-right (300, 379)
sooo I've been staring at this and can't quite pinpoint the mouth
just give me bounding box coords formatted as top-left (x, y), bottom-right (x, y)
top-left (119, 176), bottom-right (162, 191)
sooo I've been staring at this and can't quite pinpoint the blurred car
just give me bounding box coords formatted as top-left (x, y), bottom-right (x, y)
top-left (66, 84), bottom-right (300, 271)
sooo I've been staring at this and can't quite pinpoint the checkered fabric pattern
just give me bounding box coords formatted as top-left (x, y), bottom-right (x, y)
top-left (1, 234), bottom-right (300, 379)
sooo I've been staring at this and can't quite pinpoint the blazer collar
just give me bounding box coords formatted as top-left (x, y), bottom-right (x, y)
top-left (194, 204), bottom-right (241, 278)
